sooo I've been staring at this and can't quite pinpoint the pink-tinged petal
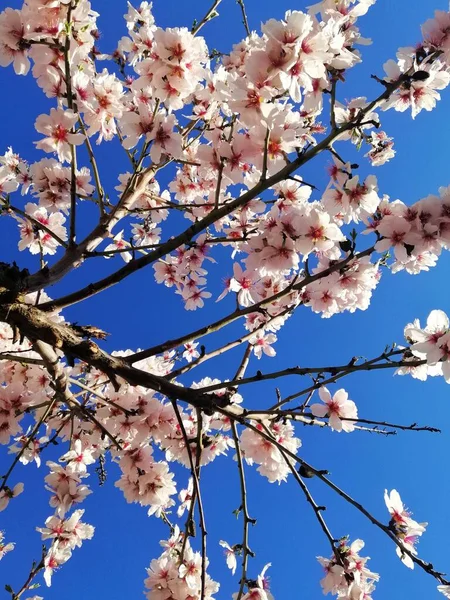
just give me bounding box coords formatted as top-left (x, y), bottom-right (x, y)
top-left (328, 413), bottom-right (343, 432)
top-left (232, 262), bottom-right (244, 279)
top-left (13, 54), bottom-right (30, 76)
top-left (386, 489), bottom-right (403, 514)
top-left (341, 419), bottom-right (356, 433)
top-left (310, 403), bottom-right (328, 418)
top-left (393, 243), bottom-right (409, 262)
top-left (263, 346), bottom-right (276, 357)
top-left (427, 344), bottom-right (445, 364)
top-left (318, 386), bottom-right (331, 404)
top-left (333, 389), bottom-right (348, 405)
top-left (340, 400), bottom-right (357, 418)
top-left (35, 114), bottom-right (52, 134)
top-left (68, 133), bottom-right (85, 146)
top-left (375, 238), bottom-right (391, 253)
top-left (12, 482), bottom-right (24, 496)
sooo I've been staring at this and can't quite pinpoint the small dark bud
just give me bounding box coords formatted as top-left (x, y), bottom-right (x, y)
top-left (411, 70), bottom-right (430, 81)
top-left (187, 518), bottom-right (196, 538)
top-left (299, 464), bottom-right (315, 478)
top-left (339, 239), bottom-right (353, 253)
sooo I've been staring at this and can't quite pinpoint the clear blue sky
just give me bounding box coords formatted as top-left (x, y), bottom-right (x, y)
top-left (1, 1), bottom-right (450, 599)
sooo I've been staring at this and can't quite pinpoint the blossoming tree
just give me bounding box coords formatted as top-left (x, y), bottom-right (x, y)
top-left (1, 0), bottom-right (450, 598)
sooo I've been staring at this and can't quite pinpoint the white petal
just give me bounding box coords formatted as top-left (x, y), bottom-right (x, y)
top-left (427, 309), bottom-right (449, 332)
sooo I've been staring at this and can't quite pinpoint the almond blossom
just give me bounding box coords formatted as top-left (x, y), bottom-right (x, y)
top-left (0, 482), bottom-right (24, 512)
top-left (177, 478), bottom-right (193, 517)
top-left (103, 230), bottom-right (133, 263)
top-left (59, 440), bottom-right (96, 474)
top-left (0, 531), bottom-right (14, 560)
top-left (219, 540), bottom-right (238, 575)
top-left (234, 563), bottom-right (274, 600)
top-left (229, 263), bottom-right (258, 307)
top-left (318, 537), bottom-right (379, 599)
top-left (35, 109), bottom-right (84, 163)
top-left (240, 420), bottom-right (301, 483)
top-left (144, 529), bottom-right (219, 600)
top-left (310, 387), bottom-right (358, 432)
top-left (249, 331), bottom-right (277, 359)
top-left (384, 489), bottom-right (427, 569)
top-left (15, 202), bottom-right (67, 255)
top-left (382, 57), bottom-right (450, 119)
top-left (406, 310), bottom-right (450, 381)
top-left (294, 207), bottom-right (346, 256)
top-left (0, 8), bottom-right (30, 75)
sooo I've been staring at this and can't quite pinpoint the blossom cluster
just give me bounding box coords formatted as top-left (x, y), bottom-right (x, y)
top-left (239, 420), bottom-right (301, 483)
top-left (384, 489), bottom-right (427, 570)
top-left (318, 537), bottom-right (379, 599)
top-left (144, 527), bottom-right (219, 600)
top-left (393, 308), bottom-right (450, 387)
top-left (37, 509), bottom-right (94, 586)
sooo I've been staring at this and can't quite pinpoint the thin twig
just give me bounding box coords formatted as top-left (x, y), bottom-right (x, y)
top-left (171, 400), bottom-right (207, 597)
top-left (78, 115), bottom-right (106, 217)
top-left (236, 0), bottom-right (251, 36)
top-left (231, 420), bottom-right (255, 600)
top-left (11, 554), bottom-right (46, 600)
top-left (192, 0), bottom-right (222, 35)
top-left (275, 429), bottom-right (343, 566)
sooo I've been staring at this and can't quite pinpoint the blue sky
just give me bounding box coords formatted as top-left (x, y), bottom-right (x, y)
top-left (1, 1), bottom-right (450, 599)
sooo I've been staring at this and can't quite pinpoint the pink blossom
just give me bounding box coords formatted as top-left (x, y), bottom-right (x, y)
top-left (148, 114), bottom-right (182, 163)
top-left (0, 530), bottom-right (14, 560)
top-left (219, 540), bottom-right (237, 575)
top-left (0, 8), bottom-right (30, 75)
top-left (59, 440), bottom-right (95, 474)
top-left (249, 331), bottom-right (277, 359)
top-left (0, 482), bottom-right (24, 512)
top-left (35, 109), bottom-right (84, 163)
top-left (311, 387), bottom-right (357, 432)
top-left (384, 489), bottom-right (427, 569)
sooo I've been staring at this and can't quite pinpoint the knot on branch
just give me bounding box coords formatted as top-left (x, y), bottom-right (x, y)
top-left (71, 324), bottom-right (109, 340)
